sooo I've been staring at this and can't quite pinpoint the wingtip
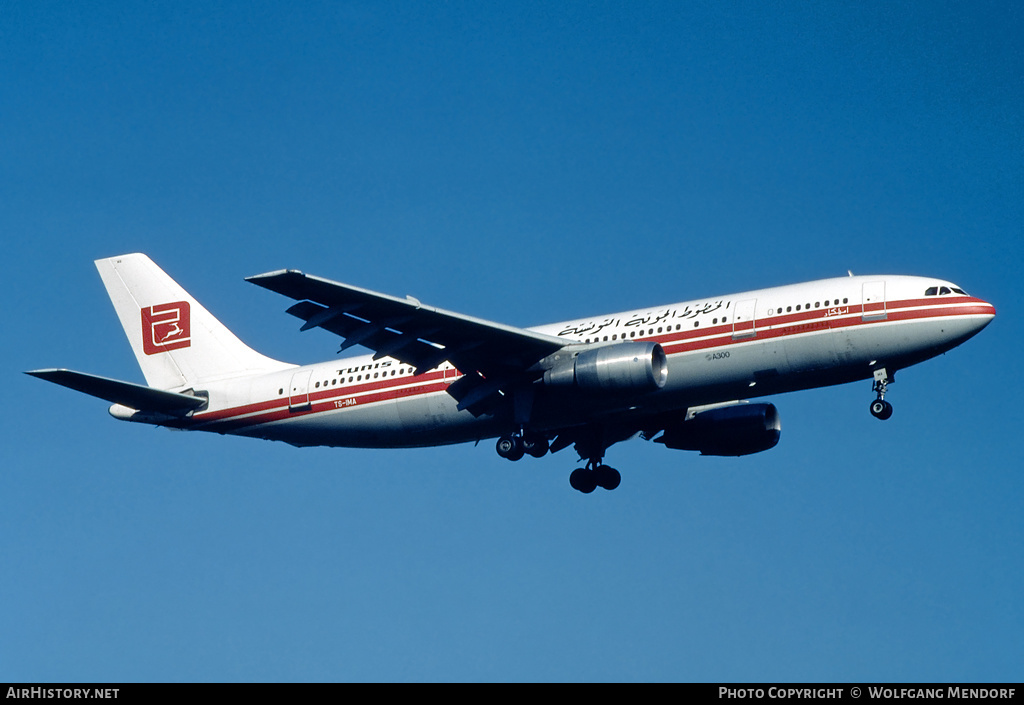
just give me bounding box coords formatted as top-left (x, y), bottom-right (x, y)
top-left (245, 268), bottom-right (305, 284)
top-left (25, 368), bottom-right (66, 378)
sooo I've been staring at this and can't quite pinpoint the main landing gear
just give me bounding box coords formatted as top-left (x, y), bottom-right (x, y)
top-left (495, 431), bottom-right (621, 493)
top-left (869, 368), bottom-right (894, 420)
top-left (569, 460), bottom-right (621, 494)
top-left (495, 431), bottom-right (549, 462)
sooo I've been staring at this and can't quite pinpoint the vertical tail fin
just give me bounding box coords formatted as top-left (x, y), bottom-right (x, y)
top-left (95, 253), bottom-right (292, 389)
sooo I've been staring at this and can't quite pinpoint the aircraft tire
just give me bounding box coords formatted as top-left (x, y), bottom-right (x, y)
top-left (496, 435), bottom-right (524, 461)
top-left (569, 468), bottom-right (597, 494)
top-left (595, 465), bottom-right (621, 491)
top-left (870, 399), bottom-right (893, 420)
top-left (522, 434), bottom-right (549, 458)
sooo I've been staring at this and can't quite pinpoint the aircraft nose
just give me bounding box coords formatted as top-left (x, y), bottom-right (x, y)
top-left (969, 297), bottom-right (996, 333)
top-left (936, 295), bottom-right (995, 351)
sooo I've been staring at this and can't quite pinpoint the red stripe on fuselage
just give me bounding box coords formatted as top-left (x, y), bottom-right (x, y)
top-left (181, 296), bottom-right (993, 433)
top-left (658, 298), bottom-right (994, 353)
top-left (187, 369), bottom-right (452, 433)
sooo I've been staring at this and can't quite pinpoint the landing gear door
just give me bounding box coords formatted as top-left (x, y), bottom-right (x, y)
top-left (288, 369), bottom-right (313, 410)
top-left (862, 281), bottom-right (887, 321)
top-left (732, 299), bottom-right (757, 340)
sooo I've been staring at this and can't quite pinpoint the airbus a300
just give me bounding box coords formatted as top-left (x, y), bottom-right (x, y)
top-left (28, 254), bottom-right (995, 493)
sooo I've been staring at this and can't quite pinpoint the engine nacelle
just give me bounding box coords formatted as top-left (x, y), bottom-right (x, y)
top-left (656, 402), bottom-right (781, 456)
top-left (543, 342), bottom-right (668, 393)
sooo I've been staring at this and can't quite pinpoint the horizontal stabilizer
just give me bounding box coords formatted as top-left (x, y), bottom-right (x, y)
top-left (25, 369), bottom-right (207, 415)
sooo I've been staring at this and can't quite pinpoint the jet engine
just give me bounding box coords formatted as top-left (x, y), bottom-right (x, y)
top-left (542, 342), bottom-right (668, 393)
top-left (656, 402), bottom-right (781, 456)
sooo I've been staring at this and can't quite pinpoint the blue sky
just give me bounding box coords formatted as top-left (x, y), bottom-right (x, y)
top-left (3, 1), bottom-right (1022, 682)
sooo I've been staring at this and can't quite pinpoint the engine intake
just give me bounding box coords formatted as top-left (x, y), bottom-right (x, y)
top-left (543, 342), bottom-right (668, 393)
top-left (656, 402), bottom-right (781, 456)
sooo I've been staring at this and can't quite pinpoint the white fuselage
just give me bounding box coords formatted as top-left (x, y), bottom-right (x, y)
top-left (138, 274), bottom-right (995, 448)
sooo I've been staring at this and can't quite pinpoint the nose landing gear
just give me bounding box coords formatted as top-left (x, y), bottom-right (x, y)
top-left (870, 368), bottom-right (894, 420)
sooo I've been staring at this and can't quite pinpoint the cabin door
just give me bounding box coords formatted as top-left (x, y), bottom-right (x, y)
top-left (862, 281), bottom-right (887, 321)
top-left (732, 299), bottom-right (758, 340)
top-left (288, 369), bottom-right (313, 410)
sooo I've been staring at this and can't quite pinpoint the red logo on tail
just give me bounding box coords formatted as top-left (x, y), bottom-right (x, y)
top-left (142, 301), bottom-right (191, 355)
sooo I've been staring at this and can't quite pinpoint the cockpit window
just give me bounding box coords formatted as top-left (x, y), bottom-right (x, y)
top-left (925, 285), bottom-right (969, 296)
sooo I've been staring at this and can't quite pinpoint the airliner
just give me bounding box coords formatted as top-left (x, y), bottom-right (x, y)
top-left (27, 254), bottom-right (995, 493)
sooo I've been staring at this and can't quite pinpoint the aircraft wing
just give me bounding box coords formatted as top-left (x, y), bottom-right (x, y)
top-left (246, 269), bottom-right (570, 413)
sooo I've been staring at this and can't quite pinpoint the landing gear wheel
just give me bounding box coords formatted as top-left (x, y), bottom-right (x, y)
top-left (594, 465), bottom-right (621, 491)
top-left (569, 461), bottom-right (621, 493)
top-left (496, 435), bottom-right (525, 461)
top-left (522, 434), bottom-right (549, 458)
top-left (569, 468), bottom-right (597, 494)
top-left (870, 399), bottom-right (893, 420)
